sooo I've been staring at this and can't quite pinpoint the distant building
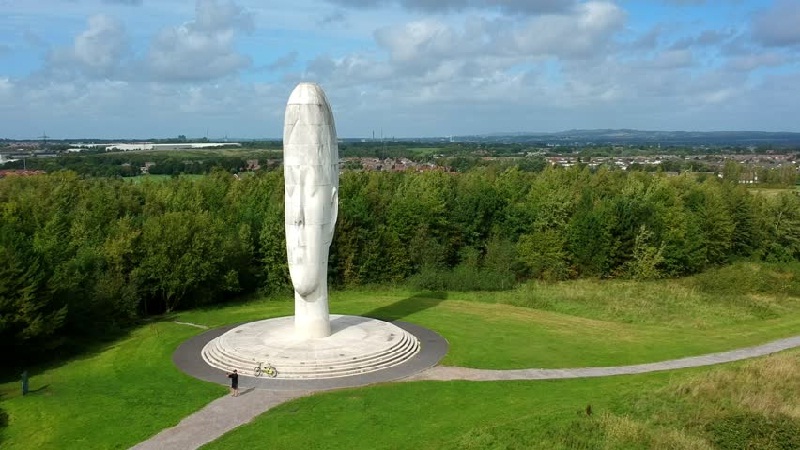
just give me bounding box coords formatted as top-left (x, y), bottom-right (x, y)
top-left (245, 159), bottom-right (261, 171)
top-left (106, 142), bottom-right (242, 152)
top-left (0, 154), bottom-right (19, 164)
top-left (141, 162), bottom-right (156, 174)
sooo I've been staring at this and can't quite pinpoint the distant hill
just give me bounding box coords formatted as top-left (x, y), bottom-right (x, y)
top-left (462, 129), bottom-right (800, 147)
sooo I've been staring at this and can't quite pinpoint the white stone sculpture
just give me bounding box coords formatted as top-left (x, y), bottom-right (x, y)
top-left (284, 82), bottom-right (339, 339)
top-left (200, 83), bottom-right (421, 380)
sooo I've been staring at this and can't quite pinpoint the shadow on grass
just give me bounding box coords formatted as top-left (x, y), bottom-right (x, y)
top-left (0, 324), bottom-right (138, 384)
top-left (174, 289), bottom-right (295, 322)
top-left (0, 292), bottom-right (284, 387)
top-left (361, 291), bottom-right (448, 322)
top-left (25, 384), bottom-right (51, 395)
top-left (0, 311), bottom-right (195, 383)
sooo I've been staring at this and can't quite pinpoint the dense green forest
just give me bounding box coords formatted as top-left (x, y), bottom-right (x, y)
top-left (2, 166), bottom-right (799, 364)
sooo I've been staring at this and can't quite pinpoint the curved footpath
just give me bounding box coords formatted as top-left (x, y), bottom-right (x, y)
top-left (131, 329), bottom-right (800, 450)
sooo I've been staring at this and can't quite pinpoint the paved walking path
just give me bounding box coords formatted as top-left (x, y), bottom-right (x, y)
top-left (130, 389), bottom-right (311, 450)
top-left (405, 335), bottom-right (800, 382)
top-left (131, 331), bottom-right (800, 450)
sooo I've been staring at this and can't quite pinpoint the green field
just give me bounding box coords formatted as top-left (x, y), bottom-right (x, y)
top-left (102, 148), bottom-right (282, 159)
top-left (2, 262), bottom-right (800, 449)
top-left (405, 147), bottom-right (444, 157)
top-left (748, 187), bottom-right (792, 198)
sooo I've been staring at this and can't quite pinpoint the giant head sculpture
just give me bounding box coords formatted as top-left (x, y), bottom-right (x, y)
top-left (284, 82), bottom-right (339, 339)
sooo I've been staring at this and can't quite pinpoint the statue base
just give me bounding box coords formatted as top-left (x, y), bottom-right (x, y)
top-left (201, 315), bottom-right (420, 379)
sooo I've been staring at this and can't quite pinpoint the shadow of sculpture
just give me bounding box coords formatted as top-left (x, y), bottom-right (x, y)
top-left (361, 291), bottom-right (448, 322)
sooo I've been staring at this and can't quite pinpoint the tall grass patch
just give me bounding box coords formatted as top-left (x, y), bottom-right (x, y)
top-left (690, 261), bottom-right (800, 297)
top-left (409, 264), bottom-right (516, 292)
top-left (598, 350), bottom-right (800, 449)
top-left (667, 351), bottom-right (800, 420)
top-left (472, 262), bottom-right (800, 328)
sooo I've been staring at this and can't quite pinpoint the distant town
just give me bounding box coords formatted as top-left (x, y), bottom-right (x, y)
top-left (1, 130), bottom-right (799, 185)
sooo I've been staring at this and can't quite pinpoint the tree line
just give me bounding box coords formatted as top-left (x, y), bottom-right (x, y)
top-left (3, 154), bottom-right (276, 178)
top-left (2, 166), bottom-right (799, 364)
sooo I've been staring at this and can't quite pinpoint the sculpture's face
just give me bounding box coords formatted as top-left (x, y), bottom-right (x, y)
top-left (285, 164), bottom-right (337, 296)
top-left (284, 82), bottom-right (339, 298)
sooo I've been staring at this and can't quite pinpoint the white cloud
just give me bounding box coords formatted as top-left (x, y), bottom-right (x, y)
top-left (102, 0), bottom-right (143, 4)
top-left (752, 0), bottom-right (800, 47)
top-left (2, 77), bottom-right (288, 138)
top-left (700, 88), bottom-right (735, 105)
top-left (375, 19), bottom-right (477, 63)
top-left (264, 51), bottom-right (299, 71)
top-left (301, 53), bottom-right (395, 103)
top-left (373, 1), bottom-right (625, 73)
top-left (649, 48), bottom-right (693, 69)
top-left (510, 2), bottom-right (625, 58)
top-left (0, 77), bottom-right (13, 107)
top-left (145, 0), bottom-right (254, 81)
top-left (325, 0), bottom-right (575, 15)
top-left (48, 14), bottom-right (129, 77)
top-left (727, 52), bottom-right (787, 72)
top-left (33, 1), bottom-right (255, 83)
top-left (1, 0), bottom-right (800, 138)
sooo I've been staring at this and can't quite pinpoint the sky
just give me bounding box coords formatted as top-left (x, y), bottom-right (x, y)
top-left (0, 0), bottom-right (798, 139)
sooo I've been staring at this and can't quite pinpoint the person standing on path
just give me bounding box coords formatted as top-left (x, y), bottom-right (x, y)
top-left (227, 369), bottom-right (239, 397)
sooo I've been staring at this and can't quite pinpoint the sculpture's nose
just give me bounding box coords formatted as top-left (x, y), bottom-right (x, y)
top-left (295, 217), bottom-right (305, 247)
top-left (292, 199), bottom-right (306, 248)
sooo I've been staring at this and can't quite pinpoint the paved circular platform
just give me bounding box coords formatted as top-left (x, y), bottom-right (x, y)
top-left (174, 319), bottom-right (448, 391)
top-left (202, 315), bottom-right (421, 379)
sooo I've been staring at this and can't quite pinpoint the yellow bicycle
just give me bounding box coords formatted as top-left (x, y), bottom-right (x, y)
top-left (254, 361), bottom-right (277, 378)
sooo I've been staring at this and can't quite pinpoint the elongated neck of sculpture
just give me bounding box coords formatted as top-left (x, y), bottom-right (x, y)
top-left (294, 278), bottom-right (330, 339)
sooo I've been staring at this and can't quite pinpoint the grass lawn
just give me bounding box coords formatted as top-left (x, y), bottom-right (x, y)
top-left (205, 350), bottom-right (800, 449)
top-left (0, 324), bottom-right (225, 449)
top-left (175, 291), bottom-right (800, 370)
top-left (207, 372), bottom-right (671, 450)
top-left (2, 262), bottom-right (800, 449)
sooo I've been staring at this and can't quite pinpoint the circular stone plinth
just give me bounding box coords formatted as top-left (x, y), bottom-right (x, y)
top-left (202, 315), bottom-right (420, 380)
